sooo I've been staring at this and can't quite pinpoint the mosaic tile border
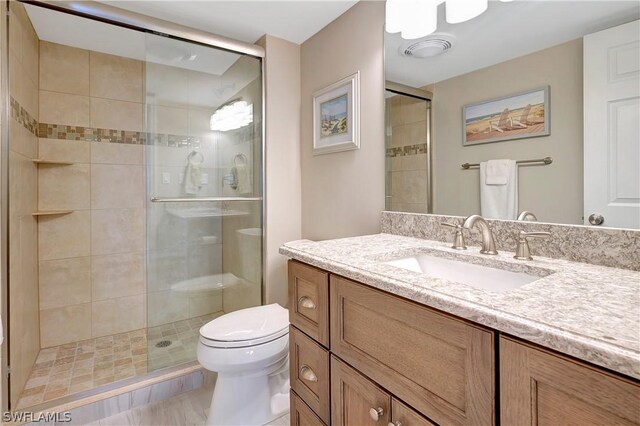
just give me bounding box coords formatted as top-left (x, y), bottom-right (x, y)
top-left (10, 96), bottom-right (38, 136)
top-left (10, 97), bottom-right (205, 148)
top-left (386, 143), bottom-right (427, 158)
top-left (38, 124), bottom-right (206, 148)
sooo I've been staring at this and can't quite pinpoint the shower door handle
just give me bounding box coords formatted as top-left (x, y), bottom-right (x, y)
top-left (150, 196), bottom-right (262, 202)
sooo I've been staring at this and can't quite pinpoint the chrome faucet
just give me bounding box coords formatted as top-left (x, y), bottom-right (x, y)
top-left (517, 211), bottom-right (538, 221)
top-left (462, 215), bottom-right (498, 255)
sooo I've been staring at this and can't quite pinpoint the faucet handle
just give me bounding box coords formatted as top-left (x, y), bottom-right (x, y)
top-left (514, 231), bottom-right (551, 260)
top-left (440, 222), bottom-right (467, 250)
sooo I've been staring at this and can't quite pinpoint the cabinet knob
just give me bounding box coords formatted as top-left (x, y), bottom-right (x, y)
top-left (388, 422), bottom-right (402, 426)
top-left (299, 365), bottom-right (317, 382)
top-left (369, 407), bottom-right (384, 422)
top-left (298, 296), bottom-right (316, 310)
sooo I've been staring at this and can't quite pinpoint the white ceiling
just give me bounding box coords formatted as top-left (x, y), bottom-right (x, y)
top-left (25, 3), bottom-right (241, 76)
top-left (99, 0), bottom-right (358, 45)
top-left (385, 0), bottom-right (640, 88)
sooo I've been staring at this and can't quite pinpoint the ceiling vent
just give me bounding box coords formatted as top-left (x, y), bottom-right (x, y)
top-left (401, 36), bottom-right (454, 58)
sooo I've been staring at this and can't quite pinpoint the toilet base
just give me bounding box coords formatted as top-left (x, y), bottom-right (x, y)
top-left (206, 357), bottom-right (290, 426)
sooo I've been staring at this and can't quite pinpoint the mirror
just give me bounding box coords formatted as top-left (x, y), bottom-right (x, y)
top-left (384, 1), bottom-right (640, 229)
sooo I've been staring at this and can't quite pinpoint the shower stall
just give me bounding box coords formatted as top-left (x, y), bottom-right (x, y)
top-left (1, 1), bottom-right (264, 411)
top-left (385, 82), bottom-right (432, 214)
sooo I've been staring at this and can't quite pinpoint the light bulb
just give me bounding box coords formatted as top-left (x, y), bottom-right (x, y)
top-left (445, 0), bottom-right (488, 24)
top-left (400, 0), bottom-right (440, 39)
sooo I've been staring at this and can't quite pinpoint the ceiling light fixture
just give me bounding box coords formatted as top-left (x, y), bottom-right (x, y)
top-left (210, 100), bottom-right (253, 132)
top-left (445, 0), bottom-right (488, 24)
top-left (386, 0), bottom-right (512, 40)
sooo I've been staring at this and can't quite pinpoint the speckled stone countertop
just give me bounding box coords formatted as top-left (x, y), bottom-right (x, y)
top-left (280, 234), bottom-right (640, 379)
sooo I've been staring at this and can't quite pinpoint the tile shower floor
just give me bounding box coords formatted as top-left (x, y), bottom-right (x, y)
top-left (16, 313), bottom-right (222, 409)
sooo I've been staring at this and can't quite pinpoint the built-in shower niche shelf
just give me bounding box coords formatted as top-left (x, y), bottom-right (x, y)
top-left (32, 159), bottom-right (74, 165)
top-left (32, 210), bottom-right (73, 217)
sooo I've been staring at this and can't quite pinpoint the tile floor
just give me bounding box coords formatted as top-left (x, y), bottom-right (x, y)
top-left (84, 386), bottom-right (290, 426)
top-left (17, 313), bottom-right (222, 409)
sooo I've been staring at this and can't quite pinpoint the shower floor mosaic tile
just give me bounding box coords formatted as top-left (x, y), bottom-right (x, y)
top-left (16, 313), bottom-right (222, 409)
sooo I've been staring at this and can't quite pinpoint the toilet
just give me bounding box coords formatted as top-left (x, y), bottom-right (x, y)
top-left (197, 303), bottom-right (290, 425)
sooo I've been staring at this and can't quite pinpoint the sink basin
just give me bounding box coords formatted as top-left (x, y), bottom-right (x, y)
top-left (384, 254), bottom-right (541, 293)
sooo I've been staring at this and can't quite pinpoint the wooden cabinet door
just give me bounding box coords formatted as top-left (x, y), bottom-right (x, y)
top-left (331, 356), bottom-right (391, 426)
top-left (331, 276), bottom-right (495, 426)
top-left (289, 260), bottom-right (330, 347)
top-left (291, 391), bottom-right (326, 426)
top-left (290, 326), bottom-right (330, 423)
top-left (391, 398), bottom-right (438, 426)
top-left (501, 337), bottom-right (640, 426)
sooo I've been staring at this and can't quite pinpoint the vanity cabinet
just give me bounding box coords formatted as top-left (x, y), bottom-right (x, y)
top-left (290, 326), bottom-right (331, 423)
top-left (330, 275), bottom-right (495, 426)
top-left (289, 261), bottom-right (330, 347)
top-left (287, 260), bottom-right (640, 426)
top-left (291, 392), bottom-right (326, 426)
top-left (331, 356), bottom-right (436, 426)
top-left (500, 337), bottom-right (640, 425)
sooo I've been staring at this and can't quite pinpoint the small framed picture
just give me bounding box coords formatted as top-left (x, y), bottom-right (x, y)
top-left (313, 71), bottom-right (360, 155)
top-left (462, 86), bottom-right (550, 146)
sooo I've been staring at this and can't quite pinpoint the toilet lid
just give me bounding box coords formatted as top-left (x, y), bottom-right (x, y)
top-left (200, 304), bottom-right (289, 347)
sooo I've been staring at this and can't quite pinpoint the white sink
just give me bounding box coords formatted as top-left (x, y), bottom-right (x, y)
top-left (384, 254), bottom-right (541, 293)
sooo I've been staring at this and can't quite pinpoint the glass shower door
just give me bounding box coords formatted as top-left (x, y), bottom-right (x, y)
top-left (144, 33), bottom-right (263, 371)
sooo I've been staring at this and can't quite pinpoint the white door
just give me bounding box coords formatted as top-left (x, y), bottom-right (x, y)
top-left (584, 20), bottom-right (640, 228)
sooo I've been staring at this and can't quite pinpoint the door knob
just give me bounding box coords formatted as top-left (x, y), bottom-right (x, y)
top-left (588, 213), bottom-right (604, 226)
top-left (369, 407), bottom-right (384, 421)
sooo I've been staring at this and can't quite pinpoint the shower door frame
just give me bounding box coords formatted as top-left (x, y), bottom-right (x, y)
top-left (2, 0), bottom-right (267, 412)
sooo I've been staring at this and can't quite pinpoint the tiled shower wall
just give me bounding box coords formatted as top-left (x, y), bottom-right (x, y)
top-left (385, 94), bottom-right (429, 213)
top-left (8, 1), bottom-right (41, 404)
top-left (37, 41), bottom-right (146, 347)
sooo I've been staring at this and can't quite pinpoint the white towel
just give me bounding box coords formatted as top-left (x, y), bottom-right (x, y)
top-left (234, 164), bottom-right (251, 195)
top-left (485, 160), bottom-right (510, 185)
top-left (480, 159), bottom-right (518, 219)
top-left (184, 162), bottom-right (202, 195)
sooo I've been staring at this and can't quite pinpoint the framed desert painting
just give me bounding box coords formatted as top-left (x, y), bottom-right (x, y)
top-left (313, 71), bottom-right (360, 155)
top-left (462, 86), bottom-right (550, 146)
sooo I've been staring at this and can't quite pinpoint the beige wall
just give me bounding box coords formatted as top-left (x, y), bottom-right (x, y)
top-left (8, 1), bottom-right (40, 405)
top-left (431, 39), bottom-right (584, 224)
top-left (257, 35), bottom-right (301, 307)
top-left (300, 1), bottom-right (386, 240)
top-left (37, 41), bottom-right (146, 347)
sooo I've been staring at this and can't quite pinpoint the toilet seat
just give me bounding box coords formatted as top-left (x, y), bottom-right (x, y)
top-left (199, 303), bottom-right (289, 349)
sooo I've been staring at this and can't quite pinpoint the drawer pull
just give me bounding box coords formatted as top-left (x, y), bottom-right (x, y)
top-left (299, 365), bottom-right (318, 382)
top-left (298, 296), bottom-right (316, 310)
top-left (369, 407), bottom-right (384, 422)
top-left (388, 423), bottom-right (402, 426)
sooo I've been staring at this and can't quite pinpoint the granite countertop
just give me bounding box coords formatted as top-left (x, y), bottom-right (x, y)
top-left (280, 233), bottom-right (640, 379)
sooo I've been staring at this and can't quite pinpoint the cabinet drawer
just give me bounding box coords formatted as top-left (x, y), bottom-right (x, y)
top-left (288, 260), bottom-right (330, 347)
top-left (330, 276), bottom-right (495, 426)
top-left (392, 398), bottom-right (438, 426)
top-left (500, 337), bottom-right (640, 425)
top-left (291, 391), bottom-right (326, 426)
top-left (331, 355), bottom-right (391, 426)
top-left (290, 326), bottom-right (330, 423)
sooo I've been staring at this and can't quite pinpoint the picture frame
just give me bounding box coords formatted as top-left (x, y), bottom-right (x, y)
top-left (462, 86), bottom-right (550, 146)
top-left (313, 71), bottom-right (360, 155)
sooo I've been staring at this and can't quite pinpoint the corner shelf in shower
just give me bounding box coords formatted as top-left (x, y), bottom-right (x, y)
top-left (32, 210), bottom-right (73, 217)
top-left (32, 159), bottom-right (74, 165)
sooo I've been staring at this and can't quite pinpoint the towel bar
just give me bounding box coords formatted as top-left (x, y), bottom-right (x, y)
top-left (461, 157), bottom-right (552, 169)
top-left (150, 197), bottom-right (262, 203)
